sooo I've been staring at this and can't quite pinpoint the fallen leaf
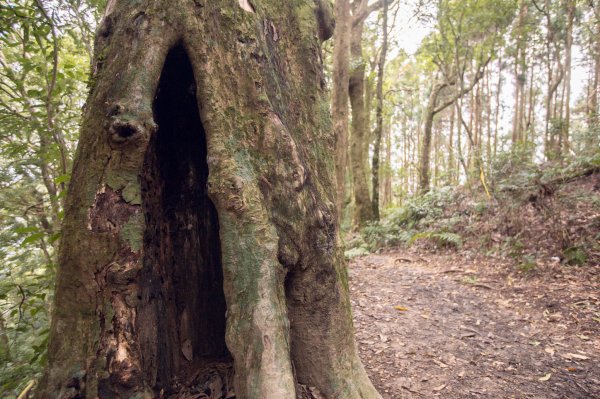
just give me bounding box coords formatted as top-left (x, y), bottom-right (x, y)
top-left (539, 373), bottom-right (552, 382)
top-left (563, 353), bottom-right (589, 360)
top-left (433, 384), bottom-right (447, 392)
top-left (566, 367), bottom-right (577, 372)
top-left (394, 306), bottom-right (409, 312)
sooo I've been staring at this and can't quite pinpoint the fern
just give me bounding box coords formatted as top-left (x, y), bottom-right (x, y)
top-left (407, 230), bottom-right (462, 248)
top-left (432, 232), bottom-right (463, 248)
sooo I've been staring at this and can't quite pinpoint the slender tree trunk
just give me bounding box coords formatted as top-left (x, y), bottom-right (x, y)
top-left (371, 0), bottom-right (388, 220)
top-left (349, 0), bottom-right (374, 226)
top-left (419, 85), bottom-right (439, 194)
top-left (365, 74), bottom-right (374, 172)
top-left (383, 122), bottom-right (392, 207)
top-left (448, 105), bottom-right (455, 184)
top-left (590, 4), bottom-right (600, 129)
top-left (512, 0), bottom-right (528, 146)
top-left (494, 58), bottom-right (502, 163)
top-left (526, 60), bottom-right (536, 146)
top-left (542, 0), bottom-right (564, 158)
top-left (35, 2), bottom-right (380, 399)
top-left (333, 0), bottom-right (351, 220)
top-left (485, 69), bottom-right (492, 171)
top-left (563, 0), bottom-right (574, 153)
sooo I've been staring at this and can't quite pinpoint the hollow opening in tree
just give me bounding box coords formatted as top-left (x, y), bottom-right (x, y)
top-left (139, 45), bottom-right (232, 396)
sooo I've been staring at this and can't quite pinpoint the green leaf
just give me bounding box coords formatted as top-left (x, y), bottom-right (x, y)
top-left (26, 89), bottom-right (43, 97)
top-left (20, 232), bottom-right (44, 246)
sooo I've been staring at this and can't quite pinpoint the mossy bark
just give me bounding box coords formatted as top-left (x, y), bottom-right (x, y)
top-left (36, 1), bottom-right (380, 399)
top-left (348, 4), bottom-right (373, 228)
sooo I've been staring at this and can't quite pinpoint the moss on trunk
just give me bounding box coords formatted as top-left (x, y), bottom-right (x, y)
top-left (36, 1), bottom-right (380, 398)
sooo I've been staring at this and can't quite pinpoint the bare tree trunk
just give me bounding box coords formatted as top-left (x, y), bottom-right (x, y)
top-left (333, 0), bottom-right (352, 220)
top-left (494, 58), bottom-right (502, 163)
top-left (35, 2), bottom-right (380, 399)
top-left (419, 86), bottom-right (438, 194)
top-left (383, 122), bottom-right (392, 206)
top-left (540, 0), bottom-right (564, 158)
top-left (485, 68), bottom-right (492, 171)
top-left (448, 105), bottom-right (455, 184)
top-left (590, 3), bottom-right (600, 129)
top-left (372, 0), bottom-right (388, 220)
top-left (349, 0), bottom-right (375, 226)
top-left (563, 0), bottom-right (575, 153)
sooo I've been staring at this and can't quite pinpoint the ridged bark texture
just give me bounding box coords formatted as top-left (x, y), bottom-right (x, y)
top-left (35, 1), bottom-right (380, 399)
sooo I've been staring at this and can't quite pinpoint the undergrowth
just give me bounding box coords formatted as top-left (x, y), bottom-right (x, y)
top-left (345, 151), bottom-right (600, 270)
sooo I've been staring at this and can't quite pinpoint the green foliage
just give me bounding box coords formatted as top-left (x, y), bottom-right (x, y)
top-left (346, 187), bottom-right (462, 254)
top-left (461, 275), bottom-right (478, 285)
top-left (0, 0), bottom-right (99, 396)
top-left (344, 245), bottom-right (371, 259)
top-left (347, 150), bottom-right (599, 267)
top-left (407, 230), bottom-right (463, 248)
top-left (562, 246), bottom-right (587, 266)
top-left (418, 0), bottom-right (516, 83)
top-left (516, 256), bottom-right (537, 274)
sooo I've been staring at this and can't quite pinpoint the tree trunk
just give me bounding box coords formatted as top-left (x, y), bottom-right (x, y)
top-left (332, 0), bottom-right (351, 220)
top-left (563, 0), bottom-right (574, 153)
top-left (448, 105), bottom-right (455, 184)
top-left (371, 0), bottom-right (388, 220)
top-left (589, 3), bottom-right (600, 129)
top-left (35, 2), bottom-right (380, 399)
top-left (419, 90), bottom-right (436, 194)
top-left (494, 58), bottom-right (502, 163)
top-left (382, 122), bottom-right (392, 207)
top-left (349, 1), bottom-right (374, 227)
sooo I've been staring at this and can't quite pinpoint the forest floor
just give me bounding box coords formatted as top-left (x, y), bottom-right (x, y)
top-left (350, 249), bottom-right (600, 399)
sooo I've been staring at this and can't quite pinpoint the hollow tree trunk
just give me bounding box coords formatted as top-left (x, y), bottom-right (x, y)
top-left (35, 1), bottom-right (380, 399)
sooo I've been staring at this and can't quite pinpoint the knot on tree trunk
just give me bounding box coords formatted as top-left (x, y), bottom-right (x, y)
top-left (105, 103), bottom-right (157, 147)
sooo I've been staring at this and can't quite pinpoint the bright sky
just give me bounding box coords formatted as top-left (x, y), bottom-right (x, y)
top-left (392, 0), bottom-right (433, 56)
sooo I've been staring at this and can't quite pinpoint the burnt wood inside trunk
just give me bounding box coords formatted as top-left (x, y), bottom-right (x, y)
top-left (139, 45), bottom-right (232, 396)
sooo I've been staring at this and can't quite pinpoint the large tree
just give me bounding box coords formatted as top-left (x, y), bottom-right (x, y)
top-left (35, 1), bottom-right (380, 398)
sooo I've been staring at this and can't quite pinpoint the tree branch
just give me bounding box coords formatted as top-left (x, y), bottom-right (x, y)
top-left (352, 0), bottom-right (393, 26)
top-left (433, 56), bottom-right (492, 115)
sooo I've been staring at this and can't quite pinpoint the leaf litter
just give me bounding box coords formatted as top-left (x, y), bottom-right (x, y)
top-left (350, 249), bottom-right (600, 398)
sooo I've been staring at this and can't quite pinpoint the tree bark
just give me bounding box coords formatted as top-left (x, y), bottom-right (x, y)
top-left (382, 121), bottom-right (392, 207)
top-left (333, 0), bottom-right (351, 220)
top-left (563, 0), bottom-right (574, 153)
top-left (35, 1), bottom-right (380, 399)
top-left (349, 0), bottom-right (374, 227)
top-left (371, 0), bottom-right (388, 220)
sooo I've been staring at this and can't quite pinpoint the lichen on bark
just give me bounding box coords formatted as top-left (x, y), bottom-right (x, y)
top-left (36, 1), bottom-right (381, 398)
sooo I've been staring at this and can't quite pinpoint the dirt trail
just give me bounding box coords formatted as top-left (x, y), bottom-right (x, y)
top-left (350, 250), bottom-right (600, 399)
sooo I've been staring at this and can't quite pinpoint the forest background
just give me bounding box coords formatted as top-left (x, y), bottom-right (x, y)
top-left (1, 0), bottom-right (599, 396)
